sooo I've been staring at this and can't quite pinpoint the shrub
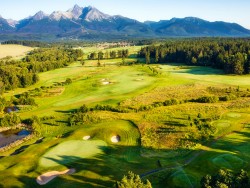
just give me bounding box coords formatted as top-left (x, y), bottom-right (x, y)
top-left (163, 98), bottom-right (179, 106)
top-left (196, 96), bottom-right (219, 103)
top-left (219, 94), bottom-right (237, 101)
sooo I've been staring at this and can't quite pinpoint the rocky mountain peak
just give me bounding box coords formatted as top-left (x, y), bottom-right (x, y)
top-left (67, 4), bottom-right (83, 19)
top-left (81, 6), bottom-right (111, 22)
top-left (6, 19), bottom-right (18, 27)
top-left (33, 11), bottom-right (48, 21)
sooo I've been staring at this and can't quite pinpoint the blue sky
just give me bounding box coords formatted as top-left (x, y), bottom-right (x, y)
top-left (1, 0), bottom-right (250, 29)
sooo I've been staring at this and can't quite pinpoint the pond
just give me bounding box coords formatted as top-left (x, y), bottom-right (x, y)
top-left (0, 129), bottom-right (31, 148)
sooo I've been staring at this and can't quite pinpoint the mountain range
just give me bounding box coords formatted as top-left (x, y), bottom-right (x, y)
top-left (0, 4), bottom-right (250, 40)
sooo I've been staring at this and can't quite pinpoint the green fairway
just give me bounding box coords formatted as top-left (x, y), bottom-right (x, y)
top-left (159, 64), bottom-right (250, 87)
top-left (40, 140), bottom-right (107, 167)
top-left (7, 63), bottom-right (157, 118)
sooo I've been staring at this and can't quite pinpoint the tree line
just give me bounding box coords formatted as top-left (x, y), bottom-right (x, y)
top-left (1, 40), bottom-right (47, 47)
top-left (88, 49), bottom-right (129, 60)
top-left (0, 48), bottom-right (83, 93)
top-left (138, 38), bottom-right (250, 75)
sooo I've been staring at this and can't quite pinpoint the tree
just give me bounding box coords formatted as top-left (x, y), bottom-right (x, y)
top-left (81, 60), bottom-right (85, 66)
top-left (145, 50), bottom-right (150, 64)
top-left (65, 78), bottom-right (72, 85)
top-left (105, 51), bottom-right (109, 59)
top-left (201, 169), bottom-right (250, 188)
top-left (110, 51), bottom-right (117, 59)
top-left (116, 171), bottom-right (152, 188)
top-left (155, 48), bottom-right (159, 63)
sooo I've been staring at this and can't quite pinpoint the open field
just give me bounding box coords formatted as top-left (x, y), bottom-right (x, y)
top-left (0, 49), bottom-right (250, 188)
top-left (0, 44), bottom-right (33, 59)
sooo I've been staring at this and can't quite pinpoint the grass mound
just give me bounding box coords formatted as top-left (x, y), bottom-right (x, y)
top-left (170, 169), bottom-right (198, 188)
top-left (75, 120), bottom-right (141, 146)
top-left (39, 140), bottom-right (107, 167)
top-left (212, 154), bottom-right (244, 169)
top-left (212, 120), bottom-right (231, 128)
top-left (226, 113), bottom-right (241, 118)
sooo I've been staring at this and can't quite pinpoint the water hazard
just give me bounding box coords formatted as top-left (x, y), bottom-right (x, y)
top-left (0, 129), bottom-right (30, 148)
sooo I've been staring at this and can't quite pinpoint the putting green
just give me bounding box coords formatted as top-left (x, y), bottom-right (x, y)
top-left (39, 140), bottom-right (107, 167)
top-left (212, 154), bottom-right (244, 169)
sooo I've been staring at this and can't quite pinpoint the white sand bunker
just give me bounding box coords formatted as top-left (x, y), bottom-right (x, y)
top-left (36, 168), bottom-right (75, 185)
top-left (102, 81), bottom-right (110, 85)
top-left (111, 135), bottom-right (120, 143)
top-left (101, 78), bottom-right (111, 85)
top-left (83, 135), bottom-right (91, 140)
top-left (135, 78), bottom-right (144, 81)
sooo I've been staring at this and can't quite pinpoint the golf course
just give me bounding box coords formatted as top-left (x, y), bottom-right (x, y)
top-left (0, 43), bottom-right (250, 188)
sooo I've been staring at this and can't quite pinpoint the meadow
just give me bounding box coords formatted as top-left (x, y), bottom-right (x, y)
top-left (0, 44), bottom-right (250, 187)
top-left (0, 44), bottom-right (33, 59)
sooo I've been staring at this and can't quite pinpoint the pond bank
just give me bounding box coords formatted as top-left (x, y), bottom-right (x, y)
top-left (0, 124), bottom-right (34, 152)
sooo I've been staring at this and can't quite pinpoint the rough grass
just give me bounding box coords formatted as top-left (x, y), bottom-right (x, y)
top-left (0, 44), bottom-right (33, 59)
top-left (171, 112), bottom-right (250, 188)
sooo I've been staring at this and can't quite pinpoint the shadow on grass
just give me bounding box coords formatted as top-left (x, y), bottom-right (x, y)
top-left (1, 121), bottom-right (250, 188)
top-left (164, 121), bottom-right (187, 127)
top-left (11, 145), bottom-right (30, 156)
top-left (21, 144), bottom-right (178, 188)
top-left (55, 109), bottom-right (75, 114)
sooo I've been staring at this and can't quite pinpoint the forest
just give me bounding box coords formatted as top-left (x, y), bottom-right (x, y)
top-left (0, 48), bottom-right (83, 93)
top-left (138, 38), bottom-right (250, 74)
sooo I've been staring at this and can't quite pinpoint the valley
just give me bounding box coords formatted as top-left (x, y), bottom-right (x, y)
top-left (0, 43), bottom-right (249, 187)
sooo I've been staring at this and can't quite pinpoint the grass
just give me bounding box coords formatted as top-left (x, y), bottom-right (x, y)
top-left (212, 154), bottom-right (244, 169)
top-left (165, 112), bottom-right (250, 188)
top-left (39, 140), bottom-right (108, 167)
top-left (159, 64), bottom-right (250, 87)
top-left (7, 63), bottom-right (157, 118)
top-left (73, 120), bottom-right (141, 146)
top-left (170, 169), bottom-right (198, 188)
top-left (1, 56), bottom-right (250, 187)
top-left (0, 44), bottom-right (33, 59)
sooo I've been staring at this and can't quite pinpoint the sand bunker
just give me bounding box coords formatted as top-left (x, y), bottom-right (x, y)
top-left (111, 135), bottom-right (120, 143)
top-left (83, 136), bottom-right (91, 140)
top-left (102, 81), bottom-right (110, 85)
top-left (36, 168), bottom-right (75, 185)
top-left (135, 78), bottom-right (144, 81)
